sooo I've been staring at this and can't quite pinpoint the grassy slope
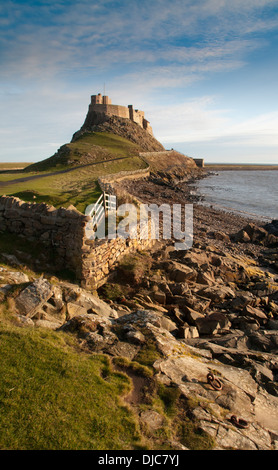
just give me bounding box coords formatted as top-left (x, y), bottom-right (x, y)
top-left (0, 133), bottom-right (145, 449)
top-left (24, 132), bottom-right (143, 172)
top-left (0, 259), bottom-right (215, 451)
top-left (0, 316), bottom-right (141, 450)
top-left (0, 132), bottom-right (148, 213)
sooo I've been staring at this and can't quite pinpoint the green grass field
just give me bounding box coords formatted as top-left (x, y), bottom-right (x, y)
top-left (0, 132), bottom-right (148, 212)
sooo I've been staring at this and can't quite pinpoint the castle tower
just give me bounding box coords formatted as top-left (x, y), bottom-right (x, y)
top-left (102, 95), bottom-right (112, 105)
top-left (91, 93), bottom-right (103, 105)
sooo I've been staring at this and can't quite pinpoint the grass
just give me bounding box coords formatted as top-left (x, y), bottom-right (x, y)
top-left (24, 132), bottom-right (144, 172)
top-left (0, 131), bottom-right (148, 212)
top-left (0, 316), bottom-right (143, 450)
top-left (0, 163), bottom-right (32, 170)
top-left (118, 252), bottom-right (153, 284)
top-left (0, 272), bottom-right (216, 450)
top-left (70, 132), bottom-right (142, 158)
top-left (134, 341), bottom-right (162, 370)
top-left (0, 156), bottom-right (147, 213)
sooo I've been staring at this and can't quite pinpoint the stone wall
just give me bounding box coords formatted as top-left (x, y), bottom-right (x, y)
top-left (81, 229), bottom-right (155, 289)
top-left (0, 195), bottom-right (154, 289)
top-left (98, 166), bottom-right (150, 190)
top-left (0, 196), bottom-right (87, 277)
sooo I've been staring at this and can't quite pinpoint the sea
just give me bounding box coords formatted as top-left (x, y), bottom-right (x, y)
top-left (191, 169), bottom-right (278, 222)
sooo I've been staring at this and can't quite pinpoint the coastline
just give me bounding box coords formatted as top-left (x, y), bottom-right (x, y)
top-left (104, 172), bottom-right (278, 447)
top-left (1, 168), bottom-right (277, 450)
top-left (205, 163), bottom-right (278, 171)
top-left (191, 165), bottom-right (277, 222)
top-left (117, 174), bottom-right (269, 254)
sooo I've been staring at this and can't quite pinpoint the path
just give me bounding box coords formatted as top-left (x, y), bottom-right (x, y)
top-left (0, 156), bottom-right (132, 188)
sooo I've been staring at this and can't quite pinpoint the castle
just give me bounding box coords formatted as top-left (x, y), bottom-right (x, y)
top-left (88, 93), bottom-right (153, 136)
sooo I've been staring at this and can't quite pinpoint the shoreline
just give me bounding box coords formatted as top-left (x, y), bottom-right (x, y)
top-left (191, 166), bottom-right (277, 222)
top-left (118, 174), bottom-right (268, 240)
top-left (116, 172), bottom-right (277, 270)
top-left (205, 164), bottom-right (278, 171)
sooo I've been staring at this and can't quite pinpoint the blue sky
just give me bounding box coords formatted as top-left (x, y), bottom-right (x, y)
top-left (1, 0), bottom-right (278, 164)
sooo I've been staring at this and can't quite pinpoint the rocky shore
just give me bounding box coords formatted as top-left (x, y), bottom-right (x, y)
top-left (1, 172), bottom-right (278, 450)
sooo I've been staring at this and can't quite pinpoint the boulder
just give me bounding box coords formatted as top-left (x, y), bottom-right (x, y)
top-left (234, 229), bottom-right (251, 243)
top-left (153, 290), bottom-right (166, 305)
top-left (195, 312), bottom-right (231, 335)
top-left (66, 302), bottom-right (88, 318)
top-left (196, 270), bottom-right (215, 286)
top-left (212, 231), bottom-right (231, 243)
top-left (197, 285), bottom-right (236, 303)
top-left (177, 325), bottom-right (199, 339)
top-left (167, 262), bottom-right (197, 282)
top-left (182, 250), bottom-right (210, 269)
top-left (15, 278), bottom-right (54, 318)
top-left (115, 309), bottom-right (176, 333)
top-left (247, 330), bottom-right (278, 352)
top-left (242, 305), bottom-right (268, 324)
top-left (182, 305), bottom-right (204, 325)
top-left (0, 268), bottom-right (29, 285)
top-left (62, 283), bottom-right (118, 318)
top-left (233, 222), bottom-right (277, 247)
top-left (34, 319), bottom-right (62, 330)
top-left (139, 410), bottom-right (165, 431)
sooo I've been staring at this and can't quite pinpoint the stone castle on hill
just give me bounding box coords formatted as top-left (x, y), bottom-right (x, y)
top-left (88, 93), bottom-right (153, 136)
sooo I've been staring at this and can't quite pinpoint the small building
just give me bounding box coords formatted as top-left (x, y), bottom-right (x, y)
top-left (193, 158), bottom-right (205, 168)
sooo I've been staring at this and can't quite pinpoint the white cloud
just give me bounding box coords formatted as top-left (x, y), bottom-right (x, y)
top-left (152, 99), bottom-right (278, 151)
top-left (151, 98), bottom-right (230, 142)
top-left (1, 0), bottom-right (278, 163)
top-left (1, 0), bottom-right (276, 81)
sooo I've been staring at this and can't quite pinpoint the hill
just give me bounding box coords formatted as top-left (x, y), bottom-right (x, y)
top-left (25, 115), bottom-right (165, 174)
top-left (24, 130), bottom-right (145, 173)
top-left (73, 113), bottom-right (165, 152)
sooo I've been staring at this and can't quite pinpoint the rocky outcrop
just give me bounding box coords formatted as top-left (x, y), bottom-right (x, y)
top-left (233, 221), bottom-right (278, 247)
top-left (72, 114), bottom-right (165, 153)
top-left (3, 225), bottom-right (278, 451)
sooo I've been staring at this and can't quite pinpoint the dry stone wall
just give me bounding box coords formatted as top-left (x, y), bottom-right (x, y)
top-left (82, 230), bottom-right (155, 289)
top-left (0, 196), bottom-right (87, 277)
top-left (0, 195), bottom-right (154, 289)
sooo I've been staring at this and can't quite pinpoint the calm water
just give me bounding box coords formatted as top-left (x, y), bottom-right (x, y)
top-left (193, 170), bottom-right (278, 221)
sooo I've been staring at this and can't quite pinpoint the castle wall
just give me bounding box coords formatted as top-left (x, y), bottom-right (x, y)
top-left (89, 103), bottom-right (130, 120)
top-left (89, 94), bottom-right (153, 136)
